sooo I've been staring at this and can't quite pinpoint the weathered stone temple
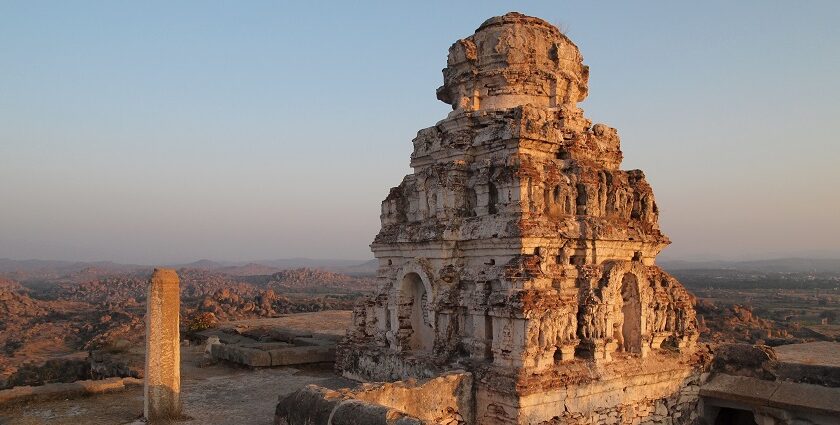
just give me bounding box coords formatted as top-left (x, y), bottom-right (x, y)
top-left (331, 12), bottom-right (704, 424)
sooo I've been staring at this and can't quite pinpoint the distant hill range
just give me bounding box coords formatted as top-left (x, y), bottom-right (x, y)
top-left (659, 258), bottom-right (840, 274)
top-left (0, 259), bottom-right (147, 279)
top-left (0, 257), bottom-right (379, 279)
top-left (3, 257), bottom-right (838, 280)
top-left (174, 258), bottom-right (378, 276)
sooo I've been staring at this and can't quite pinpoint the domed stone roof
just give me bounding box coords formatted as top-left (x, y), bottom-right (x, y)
top-left (436, 12), bottom-right (589, 111)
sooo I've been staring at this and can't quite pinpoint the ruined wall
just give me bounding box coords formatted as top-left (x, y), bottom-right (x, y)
top-left (475, 354), bottom-right (707, 425)
top-left (275, 372), bottom-right (473, 425)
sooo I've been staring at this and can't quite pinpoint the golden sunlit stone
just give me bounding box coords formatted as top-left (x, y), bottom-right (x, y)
top-left (279, 12), bottom-right (706, 425)
top-left (144, 268), bottom-right (182, 420)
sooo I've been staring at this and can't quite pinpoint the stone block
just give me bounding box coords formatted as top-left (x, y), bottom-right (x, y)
top-left (330, 400), bottom-right (391, 425)
top-left (768, 380), bottom-right (840, 416)
top-left (276, 385), bottom-right (343, 425)
top-left (330, 399), bottom-right (423, 425)
top-left (0, 377), bottom-right (131, 406)
top-left (293, 337), bottom-right (336, 346)
top-left (268, 346), bottom-right (335, 366)
top-left (239, 347), bottom-right (272, 367)
top-left (699, 374), bottom-right (779, 404)
top-left (269, 329), bottom-right (313, 342)
top-left (210, 343), bottom-right (272, 367)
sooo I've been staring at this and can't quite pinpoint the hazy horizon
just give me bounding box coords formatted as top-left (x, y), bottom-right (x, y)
top-left (2, 1), bottom-right (839, 264)
top-left (4, 253), bottom-right (840, 268)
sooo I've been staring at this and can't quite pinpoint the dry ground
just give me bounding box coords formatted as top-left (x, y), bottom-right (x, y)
top-left (0, 345), bottom-right (356, 425)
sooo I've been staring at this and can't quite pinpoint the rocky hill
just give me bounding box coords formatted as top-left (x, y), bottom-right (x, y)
top-left (263, 268), bottom-right (376, 291)
top-left (695, 301), bottom-right (811, 346)
top-left (0, 266), bottom-right (374, 389)
top-left (0, 282), bottom-right (46, 322)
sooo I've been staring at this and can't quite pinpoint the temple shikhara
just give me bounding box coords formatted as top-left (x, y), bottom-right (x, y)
top-left (281, 12), bottom-right (706, 425)
top-left (336, 12), bottom-right (702, 423)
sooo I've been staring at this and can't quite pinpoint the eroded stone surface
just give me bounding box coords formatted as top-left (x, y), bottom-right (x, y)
top-left (276, 372), bottom-right (472, 425)
top-left (701, 341), bottom-right (840, 424)
top-left (710, 342), bottom-right (840, 388)
top-left (144, 268), bottom-right (182, 420)
top-left (327, 12), bottom-right (705, 425)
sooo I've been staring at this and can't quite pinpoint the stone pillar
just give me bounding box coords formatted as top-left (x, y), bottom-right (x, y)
top-left (144, 268), bottom-right (182, 420)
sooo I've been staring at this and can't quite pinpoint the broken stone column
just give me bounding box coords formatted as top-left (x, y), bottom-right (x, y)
top-left (144, 268), bottom-right (182, 420)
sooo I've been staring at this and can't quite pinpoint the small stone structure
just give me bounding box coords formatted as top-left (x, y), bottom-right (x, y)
top-left (144, 268), bottom-right (182, 420)
top-left (206, 331), bottom-right (338, 368)
top-left (200, 311), bottom-right (349, 368)
top-left (700, 342), bottom-right (840, 424)
top-left (320, 12), bottom-right (705, 425)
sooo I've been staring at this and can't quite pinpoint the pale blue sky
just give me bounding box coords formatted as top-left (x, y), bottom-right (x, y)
top-left (1, 1), bottom-right (838, 263)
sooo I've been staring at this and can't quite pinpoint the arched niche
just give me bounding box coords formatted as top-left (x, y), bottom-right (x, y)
top-left (620, 273), bottom-right (642, 354)
top-left (596, 260), bottom-right (652, 357)
top-left (388, 261), bottom-right (436, 353)
top-left (399, 272), bottom-right (435, 352)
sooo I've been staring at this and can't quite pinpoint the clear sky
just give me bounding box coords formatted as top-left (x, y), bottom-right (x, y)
top-left (1, 1), bottom-right (839, 264)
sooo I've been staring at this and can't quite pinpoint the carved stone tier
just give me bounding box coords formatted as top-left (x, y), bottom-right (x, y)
top-left (335, 12), bottom-right (704, 425)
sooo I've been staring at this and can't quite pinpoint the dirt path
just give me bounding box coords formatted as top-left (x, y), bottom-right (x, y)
top-left (0, 346), bottom-right (356, 425)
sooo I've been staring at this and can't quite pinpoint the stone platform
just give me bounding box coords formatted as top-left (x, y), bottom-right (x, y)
top-left (774, 341), bottom-right (840, 367)
top-left (700, 342), bottom-right (840, 424)
top-left (199, 311), bottom-right (350, 368)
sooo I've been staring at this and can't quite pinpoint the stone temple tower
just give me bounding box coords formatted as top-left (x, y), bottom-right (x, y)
top-left (338, 12), bottom-right (703, 424)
